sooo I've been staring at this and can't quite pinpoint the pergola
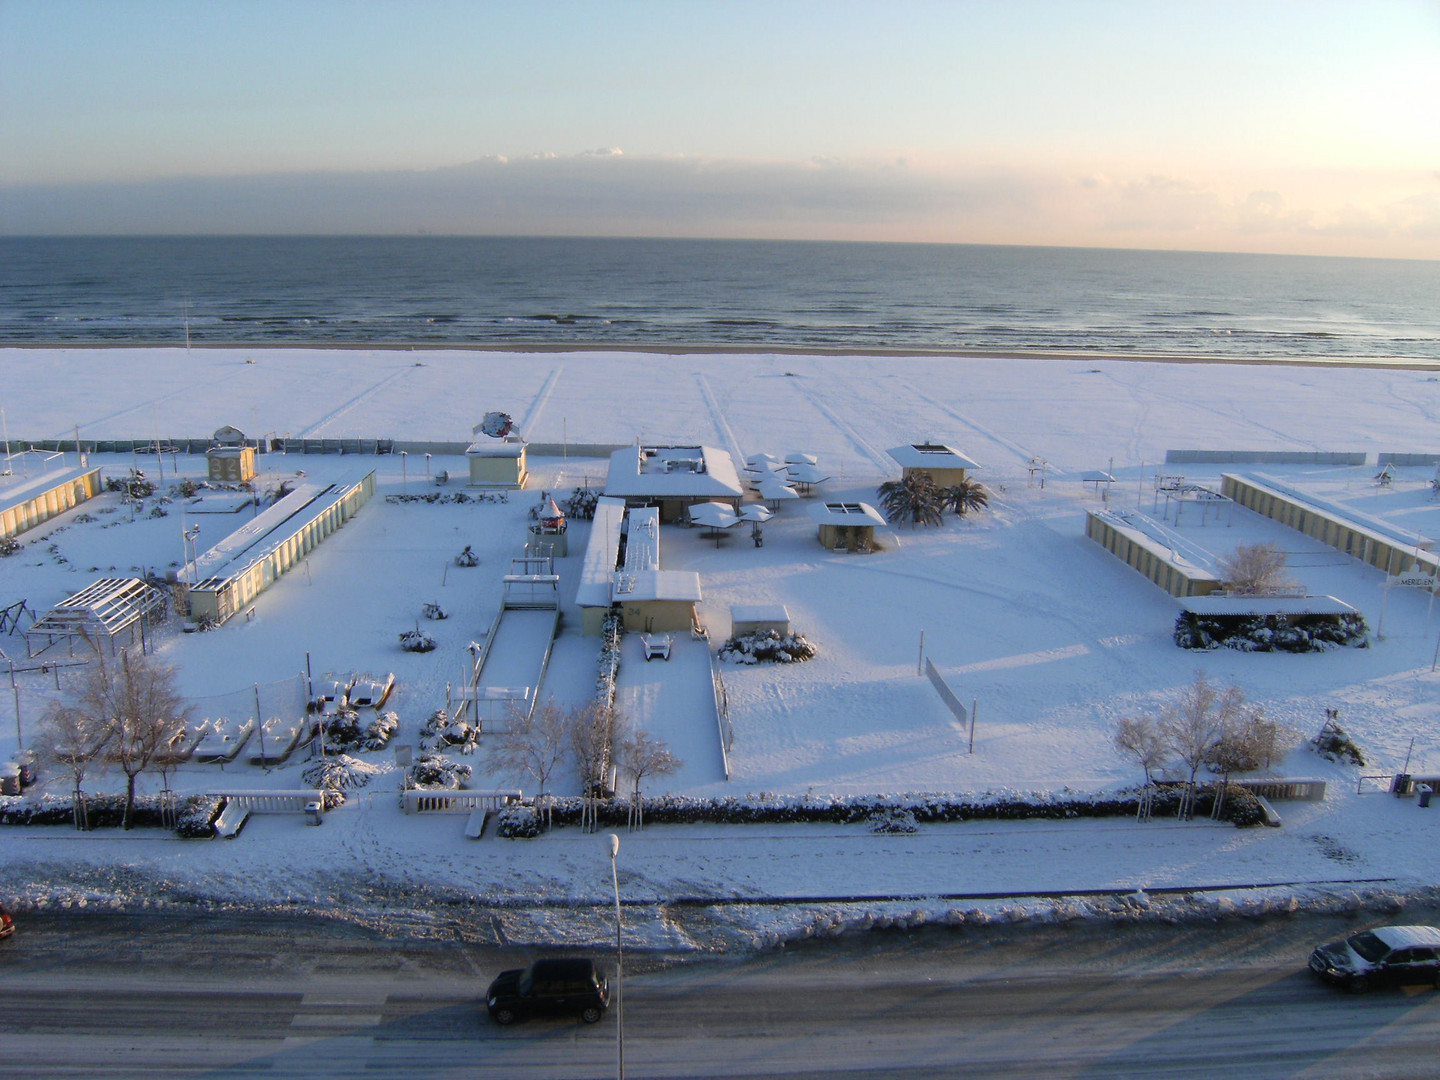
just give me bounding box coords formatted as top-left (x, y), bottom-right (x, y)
top-left (25, 577), bottom-right (168, 658)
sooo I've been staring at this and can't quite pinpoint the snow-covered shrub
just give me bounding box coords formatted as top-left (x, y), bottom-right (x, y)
top-left (0, 792), bottom-right (223, 835)
top-left (422, 602), bottom-right (448, 620)
top-left (409, 753), bottom-right (472, 789)
top-left (148, 503), bottom-right (169, 518)
top-left (322, 707), bottom-right (365, 751)
top-left (419, 707), bottom-right (479, 754)
top-left (73, 512), bottom-right (97, 524)
top-left (1314, 718), bottom-right (1366, 766)
top-left (173, 478), bottom-right (199, 498)
top-left (719, 629), bottom-right (817, 664)
top-left (0, 536), bottom-right (19, 557)
top-left (454, 545), bottom-right (479, 567)
top-left (399, 629), bottom-right (437, 652)
top-left (564, 486), bottom-right (600, 520)
top-left (303, 753), bottom-right (380, 790)
top-left (494, 804), bottom-right (542, 838)
top-left (364, 711), bottom-right (399, 751)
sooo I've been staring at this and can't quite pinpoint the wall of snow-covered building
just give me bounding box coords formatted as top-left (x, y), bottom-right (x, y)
top-left (0, 465), bottom-right (103, 540)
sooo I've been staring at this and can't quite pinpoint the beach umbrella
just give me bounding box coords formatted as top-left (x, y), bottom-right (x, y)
top-left (785, 462), bottom-right (830, 486)
top-left (739, 504), bottom-right (774, 523)
top-left (757, 477), bottom-right (800, 504)
top-left (784, 452), bottom-right (819, 466)
top-left (688, 501), bottom-right (742, 529)
top-left (745, 452), bottom-right (782, 468)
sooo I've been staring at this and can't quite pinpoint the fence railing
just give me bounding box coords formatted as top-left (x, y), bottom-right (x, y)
top-left (710, 653), bottom-right (733, 781)
top-left (210, 789), bottom-right (322, 812)
top-left (403, 790), bottom-right (523, 814)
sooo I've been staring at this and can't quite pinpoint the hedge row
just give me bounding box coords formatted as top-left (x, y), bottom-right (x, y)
top-left (0, 792), bottom-right (225, 838)
top-left (495, 783), bottom-right (1265, 836)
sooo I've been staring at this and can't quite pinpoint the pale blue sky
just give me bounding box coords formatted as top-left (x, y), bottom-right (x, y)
top-left (2, 0), bottom-right (1437, 256)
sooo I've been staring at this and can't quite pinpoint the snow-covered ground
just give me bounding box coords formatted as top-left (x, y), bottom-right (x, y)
top-left (5, 346), bottom-right (1440, 950)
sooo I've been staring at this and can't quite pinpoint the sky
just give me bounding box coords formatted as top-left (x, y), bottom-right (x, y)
top-left (1, 0), bottom-right (1438, 257)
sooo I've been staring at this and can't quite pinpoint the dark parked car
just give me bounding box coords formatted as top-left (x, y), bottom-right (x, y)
top-left (1310, 924), bottom-right (1440, 993)
top-left (0, 904), bottom-right (13, 941)
top-left (486, 958), bottom-right (610, 1025)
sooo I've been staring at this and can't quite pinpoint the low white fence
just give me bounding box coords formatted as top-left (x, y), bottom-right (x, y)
top-left (211, 789), bottom-right (323, 812)
top-left (1228, 777), bottom-right (1327, 802)
top-left (403, 789), bottom-right (523, 814)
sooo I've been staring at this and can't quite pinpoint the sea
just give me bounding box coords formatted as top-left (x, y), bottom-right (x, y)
top-left (1, 235), bottom-right (1436, 361)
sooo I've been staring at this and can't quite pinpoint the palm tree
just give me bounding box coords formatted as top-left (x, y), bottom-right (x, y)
top-left (876, 473), bottom-right (944, 527)
top-left (944, 478), bottom-right (990, 518)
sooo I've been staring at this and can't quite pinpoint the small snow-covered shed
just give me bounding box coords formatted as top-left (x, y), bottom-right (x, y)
top-left (886, 443), bottom-right (981, 487)
top-left (810, 501), bottom-right (885, 552)
top-left (465, 432), bottom-right (529, 489)
top-left (207, 426), bottom-right (257, 483)
top-left (731, 604), bottom-right (791, 637)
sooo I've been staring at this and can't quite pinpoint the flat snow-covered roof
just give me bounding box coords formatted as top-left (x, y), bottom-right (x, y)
top-left (887, 443), bottom-right (981, 471)
top-left (809, 501), bottom-right (885, 526)
top-left (604, 445), bottom-right (744, 500)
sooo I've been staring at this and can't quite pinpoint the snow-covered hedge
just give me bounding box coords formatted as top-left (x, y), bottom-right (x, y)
top-left (596, 614), bottom-right (622, 707)
top-left (0, 792), bottom-right (223, 837)
top-left (419, 707), bottom-right (479, 755)
top-left (494, 784), bottom-right (1263, 834)
top-left (1174, 612), bottom-right (1368, 652)
top-left (719, 629), bottom-right (817, 664)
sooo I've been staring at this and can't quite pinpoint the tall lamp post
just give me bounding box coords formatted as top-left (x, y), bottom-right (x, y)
top-left (607, 832), bottom-right (625, 1080)
top-left (183, 524), bottom-right (201, 585)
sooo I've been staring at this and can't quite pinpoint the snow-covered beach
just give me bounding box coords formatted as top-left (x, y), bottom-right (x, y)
top-left (5, 346), bottom-right (1440, 950)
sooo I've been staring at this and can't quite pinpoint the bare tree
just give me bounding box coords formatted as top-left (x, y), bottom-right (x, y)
top-left (1219, 541), bottom-right (1296, 596)
top-left (570, 701), bottom-right (626, 833)
top-left (32, 701), bottom-right (111, 830)
top-left (1113, 714), bottom-right (1169, 787)
top-left (492, 697), bottom-right (571, 829)
top-left (619, 729), bottom-right (682, 831)
top-left (1159, 670), bottom-right (1247, 818)
top-left (75, 649), bottom-right (191, 830)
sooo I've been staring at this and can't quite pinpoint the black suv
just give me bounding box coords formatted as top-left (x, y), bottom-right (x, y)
top-left (1310, 925), bottom-right (1440, 993)
top-left (486, 958), bottom-right (610, 1025)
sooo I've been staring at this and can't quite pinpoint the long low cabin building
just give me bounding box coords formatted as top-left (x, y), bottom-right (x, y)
top-left (1222, 472), bottom-right (1436, 579)
top-left (188, 470), bottom-right (375, 625)
top-left (1086, 509), bottom-right (1222, 598)
top-left (1, 465), bottom-right (104, 540)
top-left (603, 445), bottom-right (744, 523)
top-left (576, 497), bottom-right (702, 634)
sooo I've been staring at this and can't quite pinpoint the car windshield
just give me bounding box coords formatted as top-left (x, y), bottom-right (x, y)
top-left (1349, 931), bottom-right (1389, 963)
top-left (518, 971), bottom-right (533, 996)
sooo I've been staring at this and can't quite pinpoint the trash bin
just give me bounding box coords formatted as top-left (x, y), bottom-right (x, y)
top-left (1420, 785), bottom-right (1433, 809)
top-left (1392, 773), bottom-right (1412, 796)
top-left (304, 799), bottom-right (323, 825)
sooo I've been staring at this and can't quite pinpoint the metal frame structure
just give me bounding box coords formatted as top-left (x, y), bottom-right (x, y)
top-left (25, 577), bottom-right (168, 657)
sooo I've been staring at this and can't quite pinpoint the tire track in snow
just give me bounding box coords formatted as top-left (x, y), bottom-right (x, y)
top-left (517, 364), bottom-right (564, 439)
top-left (894, 378), bottom-right (1044, 473)
top-left (696, 372), bottom-right (746, 465)
top-left (295, 367), bottom-right (415, 438)
top-left (57, 365), bottom-right (257, 440)
top-left (786, 377), bottom-right (894, 476)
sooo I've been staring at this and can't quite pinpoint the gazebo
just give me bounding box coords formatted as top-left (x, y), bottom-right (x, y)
top-left (25, 577), bottom-right (169, 657)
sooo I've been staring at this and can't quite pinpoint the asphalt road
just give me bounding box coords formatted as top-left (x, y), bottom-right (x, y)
top-left (4, 909), bottom-right (1440, 1079)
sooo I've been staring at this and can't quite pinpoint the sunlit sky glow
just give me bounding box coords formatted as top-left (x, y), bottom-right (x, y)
top-left (2, 0), bottom-right (1437, 257)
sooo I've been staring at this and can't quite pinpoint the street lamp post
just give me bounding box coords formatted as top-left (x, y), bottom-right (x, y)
top-left (607, 832), bottom-right (625, 1080)
top-left (183, 525), bottom-right (201, 585)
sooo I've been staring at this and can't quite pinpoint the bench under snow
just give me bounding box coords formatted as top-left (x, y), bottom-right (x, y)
top-left (641, 633), bottom-right (673, 660)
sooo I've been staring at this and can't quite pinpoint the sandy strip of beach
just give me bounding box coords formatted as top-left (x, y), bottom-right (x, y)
top-left (3, 340), bottom-right (1436, 371)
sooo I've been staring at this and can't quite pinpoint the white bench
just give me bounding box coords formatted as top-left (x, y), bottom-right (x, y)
top-left (641, 632), bottom-right (673, 661)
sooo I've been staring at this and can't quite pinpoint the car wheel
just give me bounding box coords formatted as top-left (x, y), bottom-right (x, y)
top-left (1346, 977), bottom-right (1371, 995)
top-left (581, 1006), bottom-right (603, 1024)
top-left (493, 1007), bottom-right (517, 1026)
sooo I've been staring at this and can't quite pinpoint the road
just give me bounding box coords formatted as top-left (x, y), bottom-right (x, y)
top-left (4, 909), bottom-right (1440, 1079)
